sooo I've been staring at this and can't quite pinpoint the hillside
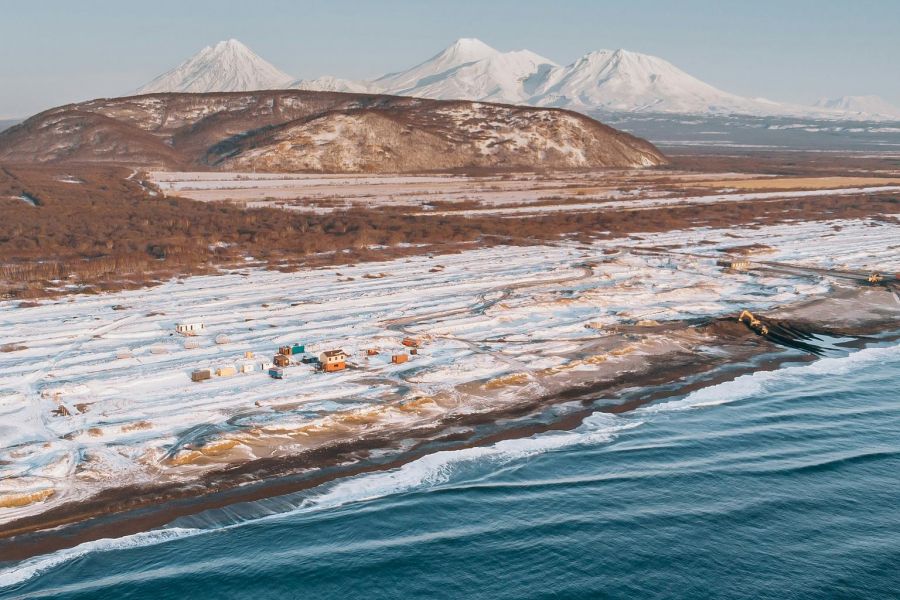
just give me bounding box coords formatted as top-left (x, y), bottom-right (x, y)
top-left (0, 91), bottom-right (667, 172)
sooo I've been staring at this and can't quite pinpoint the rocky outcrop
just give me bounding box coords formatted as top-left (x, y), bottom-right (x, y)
top-left (0, 91), bottom-right (666, 172)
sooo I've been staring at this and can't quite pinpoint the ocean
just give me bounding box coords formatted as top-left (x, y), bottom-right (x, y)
top-left (2, 341), bottom-right (899, 599)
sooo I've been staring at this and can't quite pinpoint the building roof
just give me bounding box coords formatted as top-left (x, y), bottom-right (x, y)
top-left (322, 349), bottom-right (347, 357)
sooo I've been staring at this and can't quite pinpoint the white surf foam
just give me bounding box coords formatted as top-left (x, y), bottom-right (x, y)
top-left (0, 527), bottom-right (201, 589)
top-left (642, 343), bottom-right (899, 413)
top-left (300, 412), bottom-right (641, 513)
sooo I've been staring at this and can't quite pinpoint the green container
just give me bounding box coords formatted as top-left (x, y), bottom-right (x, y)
top-left (291, 344), bottom-right (305, 354)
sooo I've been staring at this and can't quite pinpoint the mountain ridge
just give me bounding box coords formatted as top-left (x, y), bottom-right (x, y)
top-left (134, 38), bottom-right (900, 121)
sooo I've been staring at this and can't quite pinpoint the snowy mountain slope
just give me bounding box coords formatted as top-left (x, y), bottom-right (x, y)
top-left (814, 96), bottom-right (900, 119)
top-left (292, 75), bottom-right (374, 94)
top-left (387, 49), bottom-right (558, 104)
top-left (371, 38), bottom-right (502, 93)
top-left (134, 39), bottom-right (294, 94)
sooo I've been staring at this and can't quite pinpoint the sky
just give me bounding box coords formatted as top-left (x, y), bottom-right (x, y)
top-left (1, 0), bottom-right (899, 118)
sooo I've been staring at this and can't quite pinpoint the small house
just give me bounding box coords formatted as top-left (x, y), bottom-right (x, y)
top-left (274, 354), bottom-right (290, 367)
top-left (401, 337), bottom-right (420, 348)
top-left (176, 322), bottom-right (205, 336)
top-left (392, 354), bottom-right (409, 364)
top-left (320, 349), bottom-right (348, 372)
top-left (191, 369), bottom-right (212, 382)
top-left (244, 351), bottom-right (255, 359)
top-left (238, 362), bottom-right (254, 374)
top-left (366, 349), bottom-right (379, 356)
top-left (216, 366), bottom-right (237, 377)
top-left (184, 338), bottom-right (200, 350)
top-left (259, 361), bottom-right (274, 371)
top-left (279, 345), bottom-right (293, 356)
top-left (268, 367), bottom-right (286, 379)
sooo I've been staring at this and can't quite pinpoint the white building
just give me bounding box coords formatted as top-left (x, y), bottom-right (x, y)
top-left (176, 322), bottom-right (205, 336)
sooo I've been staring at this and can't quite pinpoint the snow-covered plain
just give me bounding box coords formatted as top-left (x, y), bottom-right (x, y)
top-left (1, 216), bottom-right (898, 521)
top-left (150, 170), bottom-right (900, 216)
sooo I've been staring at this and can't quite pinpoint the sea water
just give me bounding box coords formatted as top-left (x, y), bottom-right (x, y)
top-left (2, 342), bottom-right (899, 599)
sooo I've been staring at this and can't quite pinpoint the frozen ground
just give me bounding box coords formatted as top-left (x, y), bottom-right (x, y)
top-left (0, 217), bottom-right (898, 521)
top-left (149, 170), bottom-right (900, 215)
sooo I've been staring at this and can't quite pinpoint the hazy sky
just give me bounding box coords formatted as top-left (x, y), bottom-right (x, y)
top-left (2, 0), bottom-right (898, 117)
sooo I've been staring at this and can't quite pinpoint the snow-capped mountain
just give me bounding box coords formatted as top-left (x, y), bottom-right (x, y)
top-left (134, 39), bottom-right (294, 95)
top-left (293, 38), bottom-right (557, 104)
top-left (134, 38), bottom-right (899, 121)
top-left (525, 49), bottom-right (787, 116)
top-left (384, 46), bottom-right (558, 104)
top-left (813, 96), bottom-right (900, 120)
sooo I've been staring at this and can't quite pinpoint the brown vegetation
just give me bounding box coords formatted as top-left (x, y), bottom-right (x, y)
top-left (1, 164), bottom-right (897, 299)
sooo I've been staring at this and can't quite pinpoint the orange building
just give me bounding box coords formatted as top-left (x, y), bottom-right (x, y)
top-left (320, 349), bottom-right (349, 372)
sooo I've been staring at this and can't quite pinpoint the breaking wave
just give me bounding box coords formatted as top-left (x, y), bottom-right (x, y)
top-left (301, 412), bottom-right (641, 513)
top-left (641, 342), bottom-right (899, 413)
top-left (0, 528), bottom-right (201, 589)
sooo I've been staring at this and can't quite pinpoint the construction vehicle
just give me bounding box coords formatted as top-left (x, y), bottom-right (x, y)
top-left (738, 310), bottom-right (769, 336)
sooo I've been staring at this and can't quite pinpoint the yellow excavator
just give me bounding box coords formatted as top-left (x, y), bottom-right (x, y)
top-left (738, 309), bottom-right (769, 336)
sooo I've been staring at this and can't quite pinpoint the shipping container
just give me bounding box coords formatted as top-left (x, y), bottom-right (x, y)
top-left (191, 369), bottom-right (212, 382)
top-left (392, 354), bottom-right (409, 364)
top-left (216, 366), bottom-right (236, 377)
top-left (268, 367), bottom-right (286, 379)
top-left (291, 344), bottom-right (305, 355)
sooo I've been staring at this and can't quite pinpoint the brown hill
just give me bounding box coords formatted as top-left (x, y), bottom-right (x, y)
top-left (0, 91), bottom-right (665, 172)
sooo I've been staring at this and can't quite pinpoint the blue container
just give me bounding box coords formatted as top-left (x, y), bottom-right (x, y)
top-left (268, 367), bottom-right (285, 379)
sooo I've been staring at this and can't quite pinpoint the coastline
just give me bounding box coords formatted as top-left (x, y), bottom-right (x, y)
top-left (2, 291), bottom-right (897, 564)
